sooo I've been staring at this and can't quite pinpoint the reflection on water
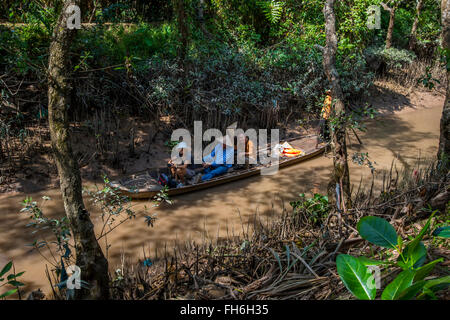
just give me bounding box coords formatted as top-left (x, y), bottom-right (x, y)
top-left (0, 97), bottom-right (443, 295)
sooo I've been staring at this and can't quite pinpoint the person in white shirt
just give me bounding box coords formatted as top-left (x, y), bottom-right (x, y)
top-left (200, 137), bottom-right (234, 182)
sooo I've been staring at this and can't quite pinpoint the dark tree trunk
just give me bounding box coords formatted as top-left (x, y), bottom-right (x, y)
top-left (174, 0), bottom-right (191, 118)
top-left (381, 2), bottom-right (397, 49)
top-left (196, 0), bottom-right (212, 39)
top-left (409, 0), bottom-right (424, 50)
top-left (198, 0), bottom-right (204, 21)
top-left (438, 0), bottom-right (450, 158)
top-left (323, 0), bottom-right (351, 210)
top-left (175, 0), bottom-right (189, 63)
top-left (48, 0), bottom-right (110, 299)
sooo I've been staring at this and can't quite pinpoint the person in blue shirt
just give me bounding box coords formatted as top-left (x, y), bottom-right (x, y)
top-left (200, 137), bottom-right (234, 182)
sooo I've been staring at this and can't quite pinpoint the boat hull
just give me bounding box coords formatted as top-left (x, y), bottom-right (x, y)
top-left (113, 145), bottom-right (325, 199)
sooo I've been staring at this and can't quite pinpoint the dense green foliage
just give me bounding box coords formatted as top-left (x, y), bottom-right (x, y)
top-left (290, 193), bottom-right (329, 225)
top-left (0, 0), bottom-right (442, 131)
top-left (336, 213), bottom-right (450, 300)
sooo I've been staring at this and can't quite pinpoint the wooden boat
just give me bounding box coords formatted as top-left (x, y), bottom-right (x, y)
top-left (110, 135), bottom-right (325, 199)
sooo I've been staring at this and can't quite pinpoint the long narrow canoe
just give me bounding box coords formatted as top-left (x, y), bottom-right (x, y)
top-left (110, 135), bottom-right (325, 199)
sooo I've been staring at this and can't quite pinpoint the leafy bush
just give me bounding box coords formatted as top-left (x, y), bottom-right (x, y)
top-left (365, 46), bottom-right (417, 70)
top-left (336, 213), bottom-right (450, 300)
top-left (337, 52), bottom-right (375, 99)
top-left (290, 193), bottom-right (329, 225)
top-left (20, 196), bottom-right (72, 256)
top-left (74, 22), bottom-right (178, 67)
top-left (390, 7), bottom-right (414, 48)
top-left (96, 2), bottom-right (138, 23)
top-left (0, 261), bottom-right (25, 299)
top-left (256, 0), bottom-right (284, 24)
top-left (418, 66), bottom-right (441, 90)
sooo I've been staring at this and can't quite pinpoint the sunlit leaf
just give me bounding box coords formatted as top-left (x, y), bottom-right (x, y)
top-left (381, 269), bottom-right (415, 300)
top-left (336, 254), bottom-right (376, 300)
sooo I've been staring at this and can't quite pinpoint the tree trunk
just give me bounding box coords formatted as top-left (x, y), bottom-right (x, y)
top-left (196, 0), bottom-right (212, 39)
top-left (409, 0), bottom-right (424, 50)
top-left (386, 6), bottom-right (396, 49)
top-left (381, 2), bottom-right (396, 49)
top-left (174, 0), bottom-right (191, 118)
top-left (175, 0), bottom-right (189, 63)
top-left (438, 0), bottom-right (450, 158)
top-left (323, 0), bottom-right (351, 210)
top-left (198, 0), bottom-right (205, 21)
top-left (48, 0), bottom-right (109, 299)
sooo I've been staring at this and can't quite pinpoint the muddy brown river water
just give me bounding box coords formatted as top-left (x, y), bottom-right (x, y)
top-left (0, 90), bottom-right (444, 296)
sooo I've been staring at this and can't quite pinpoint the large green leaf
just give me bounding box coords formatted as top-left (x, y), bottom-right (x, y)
top-left (336, 254), bottom-right (376, 300)
top-left (0, 261), bottom-right (12, 278)
top-left (357, 216), bottom-right (398, 249)
top-left (381, 269), bottom-right (415, 300)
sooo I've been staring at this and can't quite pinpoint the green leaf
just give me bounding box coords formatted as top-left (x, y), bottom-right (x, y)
top-left (397, 280), bottom-right (427, 300)
top-left (357, 216), bottom-right (398, 249)
top-left (413, 258), bottom-right (444, 282)
top-left (357, 256), bottom-right (386, 266)
top-left (405, 212), bottom-right (435, 256)
top-left (336, 254), bottom-right (376, 300)
top-left (0, 261), bottom-right (13, 278)
top-left (381, 269), bottom-right (416, 300)
top-left (397, 236), bottom-right (403, 252)
top-left (423, 275), bottom-right (450, 292)
top-left (401, 241), bottom-right (427, 269)
top-left (417, 276), bottom-right (450, 299)
top-left (8, 280), bottom-right (24, 287)
top-left (7, 274), bottom-right (16, 280)
top-left (432, 226), bottom-right (450, 238)
top-left (421, 287), bottom-right (438, 299)
top-left (0, 288), bottom-right (17, 299)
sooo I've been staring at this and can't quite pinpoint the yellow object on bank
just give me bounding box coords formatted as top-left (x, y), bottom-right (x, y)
top-left (322, 94), bottom-right (332, 119)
